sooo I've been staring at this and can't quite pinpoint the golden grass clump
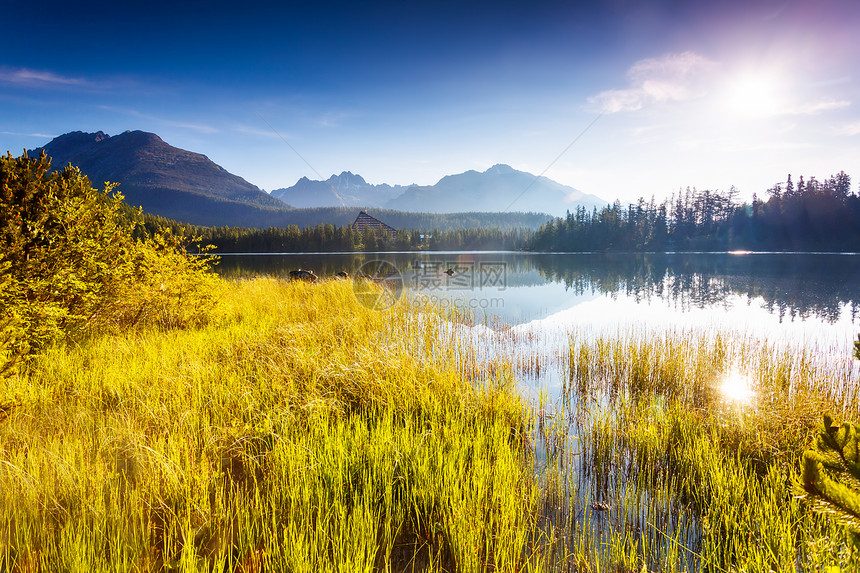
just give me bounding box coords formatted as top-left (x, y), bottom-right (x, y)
top-left (0, 278), bottom-right (543, 572)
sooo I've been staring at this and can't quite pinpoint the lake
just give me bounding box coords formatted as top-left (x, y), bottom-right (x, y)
top-left (217, 251), bottom-right (860, 395)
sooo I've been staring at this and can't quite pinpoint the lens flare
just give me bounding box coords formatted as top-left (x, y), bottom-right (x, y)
top-left (720, 370), bottom-right (755, 403)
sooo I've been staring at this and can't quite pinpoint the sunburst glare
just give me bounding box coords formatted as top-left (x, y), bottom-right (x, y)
top-left (725, 73), bottom-right (783, 118)
top-left (720, 370), bottom-right (756, 404)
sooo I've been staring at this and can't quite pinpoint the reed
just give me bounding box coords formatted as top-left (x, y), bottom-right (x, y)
top-left (548, 330), bottom-right (860, 571)
top-left (2, 277), bottom-right (858, 571)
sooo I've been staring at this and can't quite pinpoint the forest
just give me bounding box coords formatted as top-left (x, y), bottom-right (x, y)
top-left (531, 172), bottom-right (860, 252)
top-left (136, 214), bottom-right (533, 252)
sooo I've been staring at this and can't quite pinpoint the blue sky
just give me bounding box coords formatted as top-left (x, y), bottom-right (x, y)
top-left (2, 0), bottom-right (859, 205)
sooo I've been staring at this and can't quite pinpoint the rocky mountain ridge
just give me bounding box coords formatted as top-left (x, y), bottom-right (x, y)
top-left (272, 163), bottom-right (607, 216)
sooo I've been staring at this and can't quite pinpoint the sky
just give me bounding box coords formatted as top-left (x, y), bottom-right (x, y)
top-left (2, 0), bottom-right (860, 205)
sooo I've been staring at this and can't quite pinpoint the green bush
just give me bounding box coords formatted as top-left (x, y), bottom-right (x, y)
top-left (93, 231), bottom-right (222, 331)
top-left (0, 151), bottom-right (221, 375)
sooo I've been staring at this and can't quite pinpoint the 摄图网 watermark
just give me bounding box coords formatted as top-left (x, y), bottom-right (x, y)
top-left (352, 260), bottom-right (507, 311)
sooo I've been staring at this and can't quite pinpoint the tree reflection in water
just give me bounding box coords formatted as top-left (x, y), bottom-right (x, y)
top-left (216, 252), bottom-right (860, 325)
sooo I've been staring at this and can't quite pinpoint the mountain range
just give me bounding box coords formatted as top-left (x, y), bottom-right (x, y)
top-left (271, 172), bottom-right (405, 208)
top-left (25, 130), bottom-right (607, 227)
top-left (272, 164), bottom-right (606, 216)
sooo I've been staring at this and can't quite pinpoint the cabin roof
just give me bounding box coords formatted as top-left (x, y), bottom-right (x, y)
top-left (352, 210), bottom-right (396, 234)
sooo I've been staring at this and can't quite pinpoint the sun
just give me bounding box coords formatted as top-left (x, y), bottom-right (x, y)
top-left (725, 73), bottom-right (782, 118)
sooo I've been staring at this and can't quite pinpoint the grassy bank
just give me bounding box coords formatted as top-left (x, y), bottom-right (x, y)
top-left (2, 277), bottom-right (859, 571)
top-left (0, 279), bottom-right (543, 572)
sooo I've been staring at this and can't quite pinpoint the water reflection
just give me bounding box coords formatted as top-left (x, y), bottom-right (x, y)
top-left (532, 252), bottom-right (860, 326)
top-left (216, 252), bottom-right (860, 328)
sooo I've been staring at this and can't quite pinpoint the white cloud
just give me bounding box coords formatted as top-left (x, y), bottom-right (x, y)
top-left (627, 52), bottom-right (715, 84)
top-left (787, 99), bottom-right (850, 115)
top-left (589, 88), bottom-right (647, 113)
top-left (316, 111), bottom-right (351, 128)
top-left (0, 67), bottom-right (89, 88)
top-left (0, 131), bottom-right (58, 138)
top-left (162, 120), bottom-right (219, 134)
top-left (97, 105), bottom-right (219, 134)
top-left (233, 124), bottom-right (283, 138)
top-left (587, 51), bottom-right (718, 114)
top-left (834, 121), bottom-right (860, 136)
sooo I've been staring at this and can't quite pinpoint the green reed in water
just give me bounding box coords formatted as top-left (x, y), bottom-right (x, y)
top-left (542, 331), bottom-right (860, 571)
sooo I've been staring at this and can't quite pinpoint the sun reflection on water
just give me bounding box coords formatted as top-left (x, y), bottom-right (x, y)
top-left (719, 370), bottom-right (755, 404)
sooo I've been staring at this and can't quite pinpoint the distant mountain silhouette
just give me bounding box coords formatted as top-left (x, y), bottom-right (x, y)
top-left (30, 130), bottom-right (292, 227)
top-left (271, 171), bottom-right (406, 208)
top-left (26, 131), bottom-right (602, 229)
top-left (272, 164), bottom-right (606, 216)
top-left (388, 164), bottom-right (606, 216)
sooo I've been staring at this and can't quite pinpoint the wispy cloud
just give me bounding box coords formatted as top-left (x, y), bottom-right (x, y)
top-left (97, 104), bottom-right (146, 116)
top-left (315, 110), bottom-right (352, 128)
top-left (233, 124), bottom-right (284, 138)
top-left (787, 99), bottom-right (850, 115)
top-left (521, 129), bottom-right (549, 138)
top-left (162, 120), bottom-right (219, 134)
top-left (588, 52), bottom-right (718, 113)
top-left (627, 123), bottom-right (665, 137)
top-left (1, 131), bottom-right (59, 138)
top-left (834, 121), bottom-right (860, 136)
top-left (737, 141), bottom-right (816, 152)
top-left (0, 67), bottom-right (90, 88)
top-left (96, 105), bottom-right (219, 134)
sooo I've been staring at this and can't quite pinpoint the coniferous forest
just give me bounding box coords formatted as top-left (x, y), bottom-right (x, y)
top-left (136, 215), bottom-right (533, 253)
top-left (531, 172), bottom-right (860, 252)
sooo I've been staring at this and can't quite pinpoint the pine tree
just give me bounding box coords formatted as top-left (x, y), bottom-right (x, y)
top-left (801, 413), bottom-right (860, 547)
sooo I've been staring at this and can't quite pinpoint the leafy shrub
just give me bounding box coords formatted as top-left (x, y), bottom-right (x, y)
top-left (0, 151), bottom-right (221, 374)
top-left (92, 232), bottom-right (222, 331)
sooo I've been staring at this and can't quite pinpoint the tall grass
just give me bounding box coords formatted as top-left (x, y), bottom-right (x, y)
top-left (2, 277), bottom-right (858, 571)
top-left (0, 278), bottom-right (543, 572)
top-left (539, 330), bottom-right (860, 572)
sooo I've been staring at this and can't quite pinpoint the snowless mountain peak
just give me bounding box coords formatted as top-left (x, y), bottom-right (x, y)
top-left (328, 171), bottom-right (368, 186)
top-left (485, 164), bottom-right (516, 175)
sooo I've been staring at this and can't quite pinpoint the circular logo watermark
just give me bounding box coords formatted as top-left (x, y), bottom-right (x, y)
top-left (353, 260), bottom-right (404, 310)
